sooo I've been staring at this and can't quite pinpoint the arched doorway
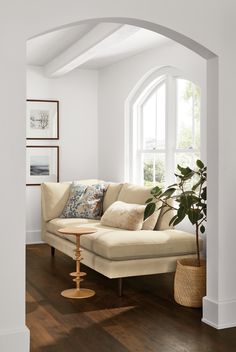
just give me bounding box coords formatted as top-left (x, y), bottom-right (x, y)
top-left (27, 16), bottom-right (218, 326)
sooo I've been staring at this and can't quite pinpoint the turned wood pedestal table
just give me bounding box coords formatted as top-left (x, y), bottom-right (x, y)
top-left (58, 227), bottom-right (97, 299)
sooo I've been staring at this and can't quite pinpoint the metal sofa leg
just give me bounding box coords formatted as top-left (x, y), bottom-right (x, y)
top-left (118, 277), bottom-right (123, 297)
top-left (51, 246), bottom-right (55, 257)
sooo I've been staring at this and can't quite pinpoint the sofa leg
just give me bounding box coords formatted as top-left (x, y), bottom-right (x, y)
top-left (51, 246), bottom-right (55, 257)
top-left (118, 278), bottom-right (123, 297)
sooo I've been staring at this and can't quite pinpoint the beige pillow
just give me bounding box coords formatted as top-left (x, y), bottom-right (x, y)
top-left (118, 183), bottom-right (161, 230)
top-left (101, 201), bottom-right (145, 231)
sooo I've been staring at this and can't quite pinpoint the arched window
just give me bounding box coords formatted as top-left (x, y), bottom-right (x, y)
top-left (126, 68), bottom-right (201, 187)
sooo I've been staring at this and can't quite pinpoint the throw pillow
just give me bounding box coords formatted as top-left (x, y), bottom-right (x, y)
top-left (100, 201), bottom-right (145, 231)
top-left (60, 183), bottom-right (107, 219)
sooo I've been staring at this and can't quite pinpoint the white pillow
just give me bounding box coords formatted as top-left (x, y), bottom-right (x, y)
top-left (101, 201), bottom-right (145, 231)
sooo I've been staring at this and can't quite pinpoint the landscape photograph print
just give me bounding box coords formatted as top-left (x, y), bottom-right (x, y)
top-left (26, 146), bottom-right (59, 185)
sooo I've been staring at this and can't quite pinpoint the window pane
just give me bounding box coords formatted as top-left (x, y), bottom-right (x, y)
top-left (156, 83), bottom-right (166, 149)
top-left (177, 79), bottom-right (193, 149)
top-left (175, 152), bottom-right (194, 169)
top-left (142, 92), bottom-right (156, 150)
top-left (142, 82), bottom-right (166, 150)
top-left (143, 153), bottom-right (165, 187)
top-left (193, 85), bottom-right (201, 150)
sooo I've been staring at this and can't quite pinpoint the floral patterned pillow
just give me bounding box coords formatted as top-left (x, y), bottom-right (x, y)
top-left (60, 183), bottom-right (107, 219)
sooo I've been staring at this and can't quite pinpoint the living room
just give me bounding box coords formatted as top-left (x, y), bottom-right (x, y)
top-left (1, 2), bottom-right (236, 352)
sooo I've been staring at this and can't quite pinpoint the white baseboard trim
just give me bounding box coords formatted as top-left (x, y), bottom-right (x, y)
top-left (26, 229), bottom-right (42, 244)
top-left (0, 326), bottom-right (30, 352)
top-left (203, 296), bottom-right (236, 329)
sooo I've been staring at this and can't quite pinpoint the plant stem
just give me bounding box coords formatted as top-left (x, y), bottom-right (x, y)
top-left (196, 223), bottom-right (200, 267)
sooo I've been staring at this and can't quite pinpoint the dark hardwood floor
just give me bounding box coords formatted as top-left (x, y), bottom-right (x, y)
top-left (26, 244), bottom-right (236, 352)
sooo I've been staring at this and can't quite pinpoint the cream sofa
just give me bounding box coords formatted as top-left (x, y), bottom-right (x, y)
top-left (41, 179), bottom-right (199, 295)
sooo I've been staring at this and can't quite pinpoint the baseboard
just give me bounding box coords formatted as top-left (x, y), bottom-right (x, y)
top-left (203, 296), bottom-right (236, 329)
top-left (0, 326), bottom-right (30, 352)
top-left (26, 229), bottom-right (43, 244)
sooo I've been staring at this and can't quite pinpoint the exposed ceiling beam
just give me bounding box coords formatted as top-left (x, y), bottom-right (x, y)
top-left (44, 23), bottom-right (140, 77)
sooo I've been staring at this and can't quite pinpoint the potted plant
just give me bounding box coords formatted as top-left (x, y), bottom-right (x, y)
top-left (144, 159), bottom-right (207, 307)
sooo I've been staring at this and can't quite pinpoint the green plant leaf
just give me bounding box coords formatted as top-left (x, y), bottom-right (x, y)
top-left (145, 198), bottom-right (153, 204)
top-left (144, 203), bottom-right (156, 220)
top-left (150, 186), bottom-right (162, 195)
top-left (177, 206), bottom-right (186, 219)
top-left (160, 188), bottom-right (176, 199)
top-left (173, 213), bottom-right (186, 226)
top-left (169, 214), bottom-right (178, 226)
top-left (196, 159), bottom-right (204, 169)
top-left (200, 225), bottom-right (205, 233)
top-left (188, 209), bottom-right (198, 224)
top-left (201, 187), bottom-right (207, 200)
top-left (177, 165), bottom-right (193, 176)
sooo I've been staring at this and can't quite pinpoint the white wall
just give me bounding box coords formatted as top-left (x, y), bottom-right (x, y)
top-left (1, 2), bottom-right (236, 351)
top-left (98, 41), bottom-right (206, 182)
top-left (26, 66), bottom-right (98, 243)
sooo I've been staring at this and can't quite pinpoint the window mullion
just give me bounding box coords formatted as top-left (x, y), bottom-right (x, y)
top-left (166, 74), bottom-right (176, 185)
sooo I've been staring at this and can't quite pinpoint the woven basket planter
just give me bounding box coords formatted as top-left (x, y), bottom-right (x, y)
top-left (174, 258), bottom-right (206, 308)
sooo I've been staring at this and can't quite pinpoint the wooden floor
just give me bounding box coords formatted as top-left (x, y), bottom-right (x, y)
top-left (26, 244), bottom-right (236, 352)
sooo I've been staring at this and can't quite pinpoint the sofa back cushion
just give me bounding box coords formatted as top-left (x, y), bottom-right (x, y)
top-left (103, 183), bottom-right (123, 212)
top-left (41, 179), bottom-right (103, 221)
top-left (41, 182), bottom-right (71, 221)
top-left (155, 199), bottom-right (175, 230)
top-left (117, 183), bottom-right (161, 230)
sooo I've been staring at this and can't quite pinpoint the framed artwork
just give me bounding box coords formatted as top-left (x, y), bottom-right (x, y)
top-left (26, 99), bottom-right (59, 140)
top-left (26, 146), bottom-right (59, 186)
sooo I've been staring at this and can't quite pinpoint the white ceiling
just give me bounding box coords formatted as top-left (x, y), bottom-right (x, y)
top-left (27, 23), bottom-right (96, 66)
top-left (27, 22), bottom-right (171, 75)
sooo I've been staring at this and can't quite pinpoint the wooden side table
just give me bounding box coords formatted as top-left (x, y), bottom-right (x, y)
top-left (58, 227), bottom-right (97, 299)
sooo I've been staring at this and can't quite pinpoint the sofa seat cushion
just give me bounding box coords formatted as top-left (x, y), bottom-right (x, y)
top-left (47, 220), bottom-right (199, 261)
top-left (46, 218), bottom-right (100, 238)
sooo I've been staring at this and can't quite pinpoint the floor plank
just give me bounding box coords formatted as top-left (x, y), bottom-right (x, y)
top-left (26, 244), bottom-right (236, 352)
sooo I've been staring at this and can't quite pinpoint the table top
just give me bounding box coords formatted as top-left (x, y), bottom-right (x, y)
top-left (58, 227), bottom-right (97, 236)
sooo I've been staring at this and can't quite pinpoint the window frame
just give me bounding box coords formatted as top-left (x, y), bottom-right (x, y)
top-left (125, 67), bottom-right (201, 187)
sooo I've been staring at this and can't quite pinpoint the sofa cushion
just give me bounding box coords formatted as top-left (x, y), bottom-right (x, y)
top-left (47, 219), bottom-right (198, 261)
top-left (100, 201), bottom-right (145, 230)
top-left (46, 218), bottom-right (100, 238)
top-left (42, 182), bottom-right (71, 221)
top-left (103, 183), bottom-right (123, 212)
top-left (60, 183), bottom-right (107, 219)
top-left (80, 227), bottom-right (198, 260)
top-left (118, 183), bottom-right (161, 230)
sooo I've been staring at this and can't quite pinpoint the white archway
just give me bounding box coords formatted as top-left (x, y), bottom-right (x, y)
top-left (28, 16), bottom-right (218, 327)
